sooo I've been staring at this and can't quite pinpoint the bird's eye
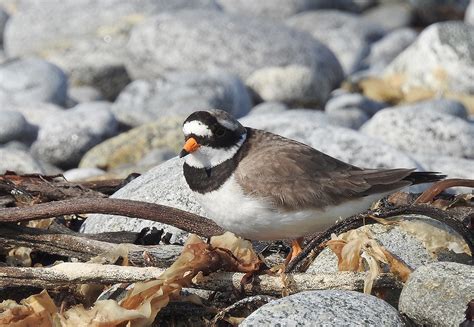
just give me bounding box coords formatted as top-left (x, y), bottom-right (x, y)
top-left (215, 128), bottom-right (225, 137)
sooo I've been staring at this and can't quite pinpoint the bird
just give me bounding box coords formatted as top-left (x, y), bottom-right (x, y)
top-left (179, 109), bottom-right (445, 261)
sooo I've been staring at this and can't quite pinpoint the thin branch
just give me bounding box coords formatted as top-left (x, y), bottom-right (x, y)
top-left (415, 179), bottom-right (474, 204)
top-left (0, 198), bottom-right (225, 238)
top-left (0, 263), bottom-right (402, 296)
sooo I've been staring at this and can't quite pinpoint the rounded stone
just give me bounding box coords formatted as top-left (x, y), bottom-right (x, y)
top-left (286, 10), bottom-right (385, 74)
top-left (31, 102), bottom-right (118, 168)
top-left (0, 148), bottom-right (44, 174)
top-left (363, 3), bottom-right (414, 32)
top-left (0, 57), bottom-right (68, 106)
top-left (399, 262), bottom-right (474, 326)
top-left (0, 110), bottom-right (36, 144)
top-left (385, 98), bottom-right (469, 120)
top-left (360, 109), bottom-right (474, 159)
top-left (63, 167), bottom-right (106, 182)
top-left (383, 22), bottom-right (474, 95)
top-left (409, 0), bottom-right (469, 24)
top-left (126, 9), bottom-right (343, 105)
top-left (248, 102), bottom-right (288, 116)
top-left (80, 157), bottom-right (204, 244)
top-left (111, 70), bottom-right (252, 127)
top-left (241, 290), bottom-right (405, 327)
top-left (325, 91), bottom-right (387, 117)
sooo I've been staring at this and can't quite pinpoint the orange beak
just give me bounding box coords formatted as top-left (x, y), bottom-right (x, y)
top-left (179, 137), bottom-right (200, 158)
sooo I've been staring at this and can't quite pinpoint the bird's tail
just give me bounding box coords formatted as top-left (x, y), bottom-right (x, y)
top-left (403, 171), bottom-right (446, 185)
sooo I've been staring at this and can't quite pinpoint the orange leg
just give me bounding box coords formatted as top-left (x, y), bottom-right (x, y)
top-left (285, 237), bottom-right (304, 264)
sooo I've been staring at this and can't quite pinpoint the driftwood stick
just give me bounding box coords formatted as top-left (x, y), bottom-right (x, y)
top-left (0, 263), bottom-right (402, 296)
top-left (0, 198), bottom-right (225, 238)
top-left (415, 179), bottom-right (474, 204)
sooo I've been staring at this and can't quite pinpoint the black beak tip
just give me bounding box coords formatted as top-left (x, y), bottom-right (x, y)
top-left (179, 149), bottom-right (189, 158)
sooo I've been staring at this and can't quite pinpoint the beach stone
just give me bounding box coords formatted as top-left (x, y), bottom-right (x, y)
top-left (240, 110), bottom-right (420, 169)
top-left (409, 0), bottom-right (469, 24)
top-left (363, 3), bottom-right (414, 32)
top-left (126, 10), bottom-right (343, 106)
top-left (4, 0), bottom-right (219, 99)
top-left (241, 290), bottom-right (404, 327)
top-left (325, 107), bottom-right (369, 129)
top-left (31, 102), bottom-right (118, 169)
top-left (364, 28), bottom-right (418, 74)
top-left (0, 147), bottom-right (44, 174)
top-left (413, 154), bottom-right (474, 180)
top-left (361, 109), bottom-right (474, 159)
top-left (286, 10), bottom-right (385, 74)
top-left (248, 102), bottom-right (288, 116)
top-left (68, 86), bottom-right (104, 106)
top-left (388, 98), bottom-right (469, 119)
top-left (325, 91), bottom-right (386, 117)
top-left (0, 102), bottom-right (63, 129)
top-left (383, 22), bottom-right (474, 96)
top-left (112, 70), bottom-right (252, 127)
top-left (0, 110), bottom-right (37, 144)
top-left (79, 115), bottom-right (183, 171)
top-left (81, 157), bottom-right (205, 244)
top-left (399, 262), bottom-right (474, 327)
top-left (0, 57), bottom-right (68, 106)
top-left (63, 167), bottom-right (106, 182)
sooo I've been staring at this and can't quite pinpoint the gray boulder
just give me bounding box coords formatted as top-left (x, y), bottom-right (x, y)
top-left (80, 157), bottom-right (204, 244)
top-left (126, 9), bottom-right (343, 106)
top-left (466, 0), bottom-right (474, 24)
top-left (286, 10), bottom-right (385, 74)
top-left (363, 3), bottom-right (414, 32)
top-left (399, 262), bottom-right (474, 327)
top-left (325, 107), bottom-right (369, 130)
top-left (0, 102), bottom-right (64, 129)
top-left (4, 0), bottom-right (219, 99)
top-left (31, 102), bottom-right (118, 168)
top-left (248, 102), bottom-right (288, 116)
top-left (384, 22), bottom-right (474, 95)
top-left (0, 110), bottom-right (36, 144)
top-left (68, 86), bottom-right (104, 106)
top-left (386, 98), bottom-right (469, 120)
top-left (112, 70), bottom-right (252, 127)
top-left (241, 290), bottom-right (404, 327)
top-left (413, 154), bottom-right (474, 180)
top-left (240, 110), bottom-right (420, 169)
top-left (0, 58), bottom-right (68, 106)
top-left (361, 109), bottom-right (474, 159)
top-left (0, 147), bottom-right (44, 174)
top-left (325, 90), bottom-right (386, 117)
top-left (0, 6), bottom-right (9, 45)
top-left (363, 28), bottom-right (418, 74)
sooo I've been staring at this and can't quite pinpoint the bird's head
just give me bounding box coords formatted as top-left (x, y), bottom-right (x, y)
top-left (180, 110), bottom-right (247, 169)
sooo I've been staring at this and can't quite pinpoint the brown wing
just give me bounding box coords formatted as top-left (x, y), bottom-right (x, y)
top-left (235, 128), bottom-right (414, 210)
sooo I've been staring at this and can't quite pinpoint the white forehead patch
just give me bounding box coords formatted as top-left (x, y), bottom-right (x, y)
top-left (183, 120), bottom-right (213, 137)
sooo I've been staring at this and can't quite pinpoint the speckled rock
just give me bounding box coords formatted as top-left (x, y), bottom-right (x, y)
top-left (126, 9), bottom-right (343, 105)
top-left (248, 102), bottom-right (288, 116)
top-left (0, 102), bottom-right (63, 128)
top-left (383, 22), bottom-right (474, 95)
top-left (363, 28), bottom-right (418, 74)
top-left (387, 98), bottom-right (469, 120)
top-left (399, 262), bottom-right (474, 327)
top-left (240, 109), bottom-right (420, 169)
top-left (80, 157), bottom-right (204, 244)
top-left (246, 64), bottom-right (339, 106)
top-left (324, 107), bottom-right (369, 129)
top-left (363, 3), bottom-right (414, 32)
top-left (0, 147), bottom-right (44, 174)
top-left (0, 58), bottom-right (68, 106)
top-left (409, 0), bottom-right (469, 24)
top-left (413, 154), bottom-right (474, 180)
top-left (241, 290), bottom-right (405, 327)
top-left (361, 109), bottom-right (474, 159)
top-left (0, 110), bottom-right (36, 144)
top-left (0, 6), bottom-right (9, 44)
top-left (308, 218), bottom-right (472, 274)
top-left (4, 0), bottom-right (219, 97)
top-left (286, 10), bottom-right (385, 74)
top-left (68, 86), bottom-right (104, 106)
top-left (31, 102), bottom-right (118, 168)
top-left (79, 115), bottom-right (183, 170)
top-left (325, 91), bottom-right (386, 117)
top-left (63, 167), bottom-right (106, 181)
top-left (112, 70), bottom-right (252, 127)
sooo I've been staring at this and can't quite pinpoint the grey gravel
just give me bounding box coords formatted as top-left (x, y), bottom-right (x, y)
top-left (399, 262), bottom-right (474, 327)
top-left (241, 290), bottom-right (405, 327)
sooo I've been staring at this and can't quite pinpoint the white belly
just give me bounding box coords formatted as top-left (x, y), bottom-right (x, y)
top-left (193, 175), bottom-right (388, 240)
